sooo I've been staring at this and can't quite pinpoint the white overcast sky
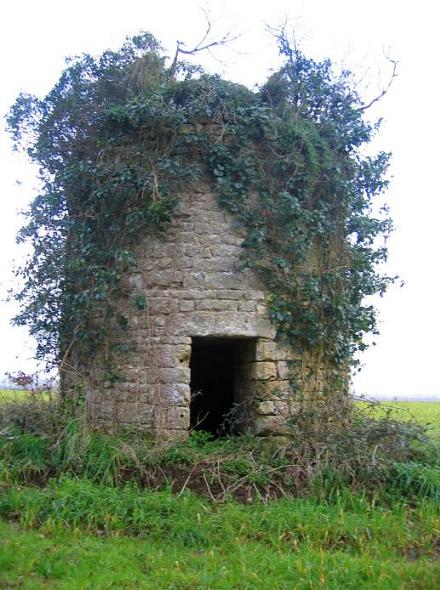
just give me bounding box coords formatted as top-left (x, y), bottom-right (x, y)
top-left (0, 0), bottom-right (439, 398)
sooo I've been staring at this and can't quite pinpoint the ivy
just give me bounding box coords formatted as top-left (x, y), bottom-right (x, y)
top-left (7, 32), bottom-right (394, 380)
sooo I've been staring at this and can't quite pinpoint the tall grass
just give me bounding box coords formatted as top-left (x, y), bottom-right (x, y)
top-left (1, 391), bottom-right (439, 501)
top-left (1, 476), bottom-right (439, 554)
top-left (1, 398), bottom-right (440, 588)
top-left (0, 418), bottom-right (439, 503)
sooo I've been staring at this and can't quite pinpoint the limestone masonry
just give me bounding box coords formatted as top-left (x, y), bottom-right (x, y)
top-left (81, 187), bottom-right (306, 438)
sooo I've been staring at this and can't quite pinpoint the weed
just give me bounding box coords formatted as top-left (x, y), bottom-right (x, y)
top-left (388, 462), bottom-right (440, 502)
top-left (1, 393), bottom-right (440, 502)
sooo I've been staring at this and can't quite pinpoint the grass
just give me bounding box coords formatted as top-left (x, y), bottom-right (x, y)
top-left (1, 400), bottom-right (439, 588)
top-left (0, 477), bottom-right (439, 589)
top-left (2, 520), bottom-right (438, 590)
top-left (0, 389), bottom-right (54, 403)
top-left (358, 401), bottom-right (440, 441)
top-left (0, 389), bottom-right (26, 401)
top-left (2, 414), bottom-right (438, 501)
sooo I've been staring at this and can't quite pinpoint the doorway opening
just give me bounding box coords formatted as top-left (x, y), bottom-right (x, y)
top-left (190, 337), bottom-right (255, 436)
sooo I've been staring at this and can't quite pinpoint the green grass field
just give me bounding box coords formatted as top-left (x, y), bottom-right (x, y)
top-left (0, 478), bottom-right (439, 590)
top-left (359, 401), bottom-right (440, 441)
top-left (0, 389), bottom-right (26, 401)
top-left (1, 400), bottom-right (439, 589)
top-left (0, 389), bottom-right (55, 403)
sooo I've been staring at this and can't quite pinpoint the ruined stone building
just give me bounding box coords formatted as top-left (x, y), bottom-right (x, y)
top-left (14, 37), bottom-right (379, 442)
top-left (75, 182), bottom-right (309, 439)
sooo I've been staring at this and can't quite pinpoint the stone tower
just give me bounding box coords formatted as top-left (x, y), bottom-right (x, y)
top-left (78, 185), bottom-right (307, 438)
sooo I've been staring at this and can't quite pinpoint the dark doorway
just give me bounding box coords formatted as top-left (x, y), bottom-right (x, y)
top-left (190, 337), bottom-right (254, 436)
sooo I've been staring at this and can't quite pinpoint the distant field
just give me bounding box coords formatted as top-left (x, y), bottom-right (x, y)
top-left (0, 389), bottom-right (27, 401)
top-left (0, 389), bottom-right (55, 403)
top-left (357, 401), bottom-right (440, 441)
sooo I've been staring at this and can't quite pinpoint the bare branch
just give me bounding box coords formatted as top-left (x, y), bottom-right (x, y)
top-left (266, 18), bottom-right (305, 58)
top-left (268, 23), bottom-right (398, 114)
top-left (357, 55), bottom-right (398, 112)
top-left (168, 7), bottom-right (240, 75)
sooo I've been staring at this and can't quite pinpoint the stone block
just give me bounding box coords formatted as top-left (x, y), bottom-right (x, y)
top-left (256, 340), bottom-right (277, 361)
top-left (110, 384), bottom-right (145, 403)
top-left (159, 366), bottom-right (191, 384)
top-left (157, 344), bottom-right (191, 368)
top-left (277, 361), bottom-right (291, 380)
top-left (166, 406), bottom-right (190, 430)
top-left (115, 402), bottom-right (155, 424)
top-left (86, 402), bottom-right (110, 422)
top-left (144, 270), bottom-right (184, 287)
top-left (157, 383), bottom-right (191, 404)
top-left (195, 258), bottom-right (238, 272)
top-left (212, 289), bottom-right (246, 300)
top-left (152, 244), bottom-right (177, 259)
top-left (190, 209), bottom-right (226, 223)
top-left (238, 301), bottom-right (256, 312)
top-left (144, 367), bottom-right (161, 384)
top-left (251, 317), bottom-right (276, 339)
top-left (179, 300), bottom-right (195, 312)
top-left (219, 234), bottom-right (245, 246)
top-left (148, 297), bottom-right (179, 315)
top-left (177, 222), bottom-right (194, 232)
top-left (254, 415), bottom-right (290, 436)
top-left (173, 311), bottom-right (216, 336)
top-left (183, 245), bottom-right (213, 258)
top-left (157, 335), bottom-right (192, 345)
top-left (214, 244), bottom-right (243, 258)
top-left (145, 256), bottom-right (172, 270)
top-left (213, 312), bottom-right (254, 336)
top-left (256, 340), bottom-right (296, 361)
top-left (196, 300), bottom-right (237, 312)
top-left (178, 231), bottom-right (211, 245)
top-left (183, 272), bottom-right (239, 290)
top-left (256, 400), bottom-right (289, 416)
top-left (254, 362), bottom-right (277, 381)
top-left (160, 289), bottom-right (207, 300)
top-left (255, 380), bottom-right (292, 400)
top-left (256, 400), bottom-right (277, 415)
top-left (193, 221), bottom-right (227, 235)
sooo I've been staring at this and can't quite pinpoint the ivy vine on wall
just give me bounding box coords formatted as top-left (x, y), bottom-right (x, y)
top-left (7, 31), bottom-right (394, 385)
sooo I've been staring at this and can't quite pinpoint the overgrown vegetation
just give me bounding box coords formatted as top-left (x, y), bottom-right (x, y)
top-left (7, 31), bottom-right (393, 398)
top-left (1, 391), bottom-right (439, 503)
top-left (1, 393), bottom-right (439, 587)
top-left (360, 401), bottom-right (440, 441)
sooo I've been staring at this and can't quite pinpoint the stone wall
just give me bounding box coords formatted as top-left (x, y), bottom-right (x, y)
top-left (82, 186), bottom-right (302, 438)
